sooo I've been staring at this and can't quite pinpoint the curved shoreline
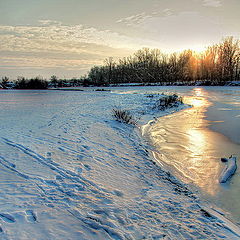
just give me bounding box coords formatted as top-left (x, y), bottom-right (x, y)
top-left (139, 100), bottom-right (240, 235)
top-left (1, 87), bottom-right (240, 239)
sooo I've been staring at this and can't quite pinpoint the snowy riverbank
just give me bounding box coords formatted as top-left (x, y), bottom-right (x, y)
top-left (141, 86), bottom-right (240, 223)
top-left (0, 88), bottom-right (240, 239)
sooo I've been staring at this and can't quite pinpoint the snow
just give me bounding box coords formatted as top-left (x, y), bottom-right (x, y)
top-left (219, 156), bottom-right (237, 183)
top-left (0, 88), bottom-right (240, 239)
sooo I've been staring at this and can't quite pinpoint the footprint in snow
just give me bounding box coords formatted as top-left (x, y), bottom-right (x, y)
top-left (25, 210), bottom-right (37, 223)
top-left (75, 167), bottom-right (82, 174)
top-left (112, 190), bottom-right (123, 197)
top-left (82, 145), bottom-right (91, 150)
top-left (84, 164), bottom-right (91, 171)
top-left (46, 152), bottom-right (52, 160)
top-left (0, 213), bottom-right (16, 223)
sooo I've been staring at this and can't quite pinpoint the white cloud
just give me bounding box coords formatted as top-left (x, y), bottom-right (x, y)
top-left (0, 20), bottom-right (158, 54)
top-left (116, 12), bottom-right (153, 26)
top-left (162, 9), bottom-right (173, 17)
top-left (0, 20), bottom-right (162, 77)
top-left (202, 0), bottom-right (222, 7)
top-left (116, 9), bottom-right (173, 26)
top-left (38, 20), bottom-right (62, 26)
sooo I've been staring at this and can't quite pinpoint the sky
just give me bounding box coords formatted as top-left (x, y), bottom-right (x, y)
top-left (0, 0), bottom-right (239, 79)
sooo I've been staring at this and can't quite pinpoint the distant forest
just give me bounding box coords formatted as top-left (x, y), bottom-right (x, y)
top-left (86, 37), bottom-right (240, 86)
top-left (0, 37), bottom-right (239, 89)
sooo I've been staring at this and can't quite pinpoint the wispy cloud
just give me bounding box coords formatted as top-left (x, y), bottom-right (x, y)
top-left (0, 20), bottom-right (161, 77)
top-left (116, 10), bottom-right (230, 52)
top-left (116, 9), bottom-right (173, 26)
top-left (162, 9), bottom-right (173, 17)
top-left (116, 12), bottom-right (152, 26)
top-left (202, 0), bottom-right (222, 7)
top-left (0, 20), bottom-right (158, 53)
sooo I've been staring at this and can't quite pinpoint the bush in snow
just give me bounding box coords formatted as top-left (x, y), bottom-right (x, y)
top-left (155, 94), bottom-right (183, 110)
top-left (112, 108), bottom-right (136, 125)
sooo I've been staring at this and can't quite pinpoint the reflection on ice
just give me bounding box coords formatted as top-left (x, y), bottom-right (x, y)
top-left (143, 86), bottom-right (240, 222)
top-left (145, 89), bottom-right (239, 197)
top-left (188, 97), bottom-right (205, 107)
top-left (187, 129), bottom-right (206, 158)
top-left (193, 87), bottom-right (204, 96)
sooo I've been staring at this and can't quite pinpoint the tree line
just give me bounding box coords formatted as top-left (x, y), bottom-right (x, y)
top-left (87, 37), bottom-right (240, 86)
top-left (1, 37), bottom-right (239, 89)
top-left (0, 76), bottom-right (84, 89)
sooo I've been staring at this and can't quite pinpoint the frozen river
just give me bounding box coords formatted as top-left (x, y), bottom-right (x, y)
top-left (0, 86), bottom-right (240, 239)
top-left (143, 86), bottom-right (240, 223)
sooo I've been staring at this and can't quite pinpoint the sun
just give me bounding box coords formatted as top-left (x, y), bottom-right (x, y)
top-left (190, 44), bottom-right (206, 53)
top-left (173, 44), bottom-right (206, 54)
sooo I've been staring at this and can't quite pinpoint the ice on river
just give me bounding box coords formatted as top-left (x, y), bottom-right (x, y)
top-left (0, 88), bottom-right (239, 239)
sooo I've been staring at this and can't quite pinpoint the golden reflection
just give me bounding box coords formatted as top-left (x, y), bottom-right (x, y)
top-left (193, 87), bottom-right (203, 97)
top-left (189, 97), bottom-right (205, 107)
top-left (184, 95), bottom-right (208, 108)
top-left (187, 129), bottom-right (206, 157)
top-left (145, 93), bottom-right (224, 196)
top-left (184, 88), bottom-right (210, 108)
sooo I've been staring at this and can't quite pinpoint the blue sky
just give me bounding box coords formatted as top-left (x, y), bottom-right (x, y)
top-left (0, 0), bottom-right (239, 79)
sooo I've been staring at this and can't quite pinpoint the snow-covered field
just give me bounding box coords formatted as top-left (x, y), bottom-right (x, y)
top-left (0, 87), bottom-right (239, 239)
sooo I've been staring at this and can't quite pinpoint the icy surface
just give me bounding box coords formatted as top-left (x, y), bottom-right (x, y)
top-left (142, 86), bottom-right (240, 223)
top-left (0, 88), bottom-right (239, 239)
top-left (205, 87), bottom-right (240, 144)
